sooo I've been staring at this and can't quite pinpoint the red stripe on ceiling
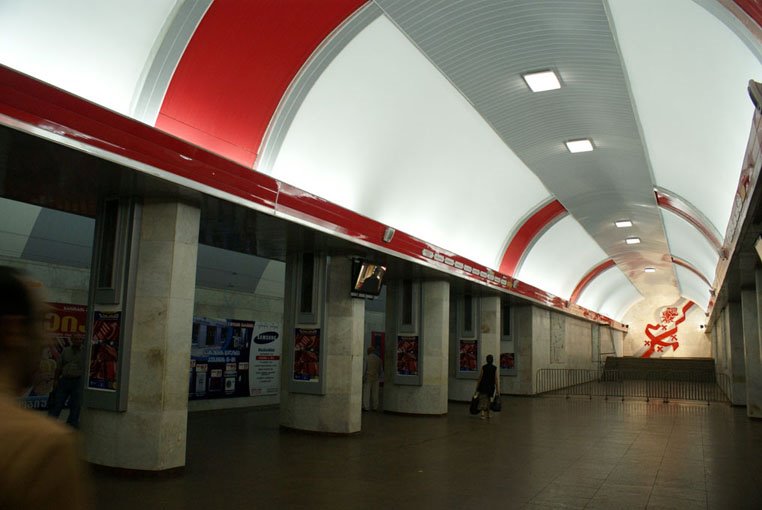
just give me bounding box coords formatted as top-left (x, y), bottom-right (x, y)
top-left (655, 191), bottom-right (723, 253)
top-left (156, 0), bottom-right (367, 167)
top-left (569, 259), bottom-right (617, 304)
top-left (498, 200), bottom-right (567, 276)
top-left (734, 1), bottom-right (762, 25)
top-left (672, 256), bottom-right (712, 287)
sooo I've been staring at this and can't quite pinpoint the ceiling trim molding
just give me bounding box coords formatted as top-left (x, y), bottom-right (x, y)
top-left (497, 199), bottom-right (567, 277)
top-left (655, 187), bottom-right (723, 252)
top-left (569, 258), bottom-right (617, 304)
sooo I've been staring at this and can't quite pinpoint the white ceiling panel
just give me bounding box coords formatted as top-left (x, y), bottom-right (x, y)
top-left (516, 216), bottom-right (608, 300)
top-left (607, 0), bottom-right (762, 236)
top-left (660, 208), bottom-right (719, 283)
top-left (0, 0), bottom-right (177, 116)
top-left (269, 16), bottom-right (551, 269)
top-left (576, 264), bottom-right (642, 321)
top-left (674, 263), bottom-right (711, 312)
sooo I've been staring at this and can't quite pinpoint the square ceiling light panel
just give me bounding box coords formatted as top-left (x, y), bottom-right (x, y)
top-left (615, 220), bottom-right (633, 228)
top-left (565, 139), bottom-right (594, 153)
top-left (625, 237), bottom-right (641, 245)
top-left (522, 70), bottom-right (561, 92)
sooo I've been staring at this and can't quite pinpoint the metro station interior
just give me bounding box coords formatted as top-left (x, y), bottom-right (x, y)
top-left (2, 1), bottom-right (762, 509)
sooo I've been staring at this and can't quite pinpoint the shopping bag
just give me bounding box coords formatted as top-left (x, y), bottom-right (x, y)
top-left (469, 393), bottom-right (480, 415)
top-left (490, 394), bottom-right (502, 412)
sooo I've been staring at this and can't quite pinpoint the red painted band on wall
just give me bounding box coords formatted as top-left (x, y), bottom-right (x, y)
top-left (569, 259), bottom-right (617, 304)
top-left (672, 256), bottom-right (712, 287)
top-left (498, 200), bottom-right (567, 276)
top-left (655, 191), bottom-right (722, 253)
top-left (156, 0), bottom-right (367, 167)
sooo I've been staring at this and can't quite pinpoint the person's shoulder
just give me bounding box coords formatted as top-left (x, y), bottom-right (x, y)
top-left (0, 396), bottom-right (72, 440)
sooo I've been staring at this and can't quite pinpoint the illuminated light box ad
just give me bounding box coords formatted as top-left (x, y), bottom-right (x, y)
top-left (293, 328), bottom-right (321, 382)
top-left (396, 335), bottom-right (419, 376)
top-left (459, 339), bottom-right (478, 373)
top-left (88, 311), bottom-right (121, 391)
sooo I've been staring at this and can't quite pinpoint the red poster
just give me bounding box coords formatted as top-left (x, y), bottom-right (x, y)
top-left (293, 328), bottom-right (320, 381)
top-left (88, 311), bottom-right (121, 390)
top-left (396, 335), bottom-right (418, 376)
top-left (459, 339), bottom-right (478, 372)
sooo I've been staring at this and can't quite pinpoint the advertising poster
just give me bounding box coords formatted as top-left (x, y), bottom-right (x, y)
top-left (189, 318), bottom-right (254, 400)
top-left (88, 311), bottom-right (121, 390)
top-left (22, 303), bottom-right (87, 409)
top-left (396, 335), bottom-right (419, 376)
top-left (250, 321), bottom-right (282, 396)
top-left (459, 339), bottom-right (478, 373)
top-left (500, 352), bottom-right (516, 371)
top-left (293, 328), bottom-right (320, 382)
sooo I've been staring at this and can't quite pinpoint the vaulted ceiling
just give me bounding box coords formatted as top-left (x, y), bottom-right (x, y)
top-left (0, 0), bottom-right (760, 322)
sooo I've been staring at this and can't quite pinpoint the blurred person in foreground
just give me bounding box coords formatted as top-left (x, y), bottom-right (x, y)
top-left (0, 266), bottom-right (92, 509)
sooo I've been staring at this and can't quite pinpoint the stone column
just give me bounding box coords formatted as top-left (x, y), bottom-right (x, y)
top-left (727, 302), bottom-right (747, 406)
top-left (384, 280), bottom-right (449, 415)
top-left (83, 201), bottom-right (199, 470)
top-left (742, 279), bottom-right (762, 418)
top-left (279, 256), bottom-right (364, 433)
top-left (479, 295), bottom-right (501, 391)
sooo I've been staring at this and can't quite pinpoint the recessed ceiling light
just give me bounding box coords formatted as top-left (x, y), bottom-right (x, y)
top-left (644, 267), bottom-right (656, 273)
top-left (625, 237), bottom-right (641, 245)
top-left (522, 70), bottom-right (561, 92)
top-left (615, 220), bottom-right (633, 228)
top-left (565, 139), bottom-right (594, 153)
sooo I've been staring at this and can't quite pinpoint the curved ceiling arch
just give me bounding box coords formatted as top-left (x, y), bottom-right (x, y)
top-left (655, 187), bottom-right (723, 251)
top-left (575, 263), bottom-right (643, 322)
top-left (267, 14), bottom-right (551, 268)
top-left (570, 259), bottom-right (617, 304)
top-left (674, 263), bottom-right (711, 312)
top-left (660, 208), bottom-right (720, 284)
top-left (498, 199), bottom-right (567, 276)
top-left (516, 215), bottom-right (609, 301)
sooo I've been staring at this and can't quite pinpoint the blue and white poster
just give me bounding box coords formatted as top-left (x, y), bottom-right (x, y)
top-left (250, 321), bottom-right (282, 396)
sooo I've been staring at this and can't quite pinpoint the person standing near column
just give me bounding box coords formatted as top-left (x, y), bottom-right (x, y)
top-left (0, 266), bottom-right (92, 509)
top-left (475, 354), bottom-right (498, 420)
top-left (48, 334), bottom-right (85, 428)
top-left (363, 346), bottom-right (383, 411)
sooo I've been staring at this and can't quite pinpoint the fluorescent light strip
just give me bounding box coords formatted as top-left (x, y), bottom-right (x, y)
top-left (615, 220), bottom-right (632, 228)
top-left (644, 267), bottom-right (656, 273)
top-left (625, 237), bottom-right (641, 245)
top-left (522, 70), bottom-right (561, 92)
top-left (565, 139), bottom-right (593, 153)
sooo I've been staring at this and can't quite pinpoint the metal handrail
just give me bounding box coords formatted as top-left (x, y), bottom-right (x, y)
top-left (535, 368), bottom-right (729, 404)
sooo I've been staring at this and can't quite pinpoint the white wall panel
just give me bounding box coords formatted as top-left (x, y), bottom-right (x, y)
top-left (608, 0), bottom-right (762, 236)
top-left (269, 16), bottom-right (550, 268)
top-left (674, 264), bottom-right (711, 312)
top-left (660, 208), bottom-right (719, 283)
top-left (517, 216), bottom-right (608, 301)
top-left (0, 0), bottom-right (178, 116)
top-left (576, 264), bottom-right (642, 322)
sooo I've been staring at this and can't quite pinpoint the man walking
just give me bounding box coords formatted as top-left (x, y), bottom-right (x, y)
top-left (49, 335), bottom-right (85, 428)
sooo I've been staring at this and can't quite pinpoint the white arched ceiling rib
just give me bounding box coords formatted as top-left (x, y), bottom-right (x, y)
top-left (516, 216), bottom-right (608, 302)
top-left (0, 0), bottom-right (178, 116)
top-left (607, 0), bottom-right (762, 236)
top-left (576, 265), bottom-right (643, 322)
top-left (660, 208), bottom-right (719, 283)
top-left (269, 15), bottom-right (550, 268)
top-left (674, 263), bottom-right (710, 312)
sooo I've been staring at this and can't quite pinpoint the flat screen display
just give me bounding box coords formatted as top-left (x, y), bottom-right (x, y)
top-left (351, 260), bottom-right (386, 298)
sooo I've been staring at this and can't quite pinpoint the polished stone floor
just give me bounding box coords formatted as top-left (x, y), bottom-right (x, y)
top-left (92, 397), bottom-right (762, 509)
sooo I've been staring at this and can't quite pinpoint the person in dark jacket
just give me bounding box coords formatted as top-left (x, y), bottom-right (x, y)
top-left (475, 354), bottom-right (499, 420)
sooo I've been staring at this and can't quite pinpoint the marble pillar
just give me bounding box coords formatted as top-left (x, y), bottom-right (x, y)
top-left (384, 280), bottom-right (450, 414)
top-left (279, 256), bottom-right (364, 433)
top-left (479, 295), bottom-right (501, 391)
top-left (743, 271), bottom-right (762, 418)
top-left (727, 302), bottom-right (747, 406)
top-left (83, 200), bottom-right (199, 470)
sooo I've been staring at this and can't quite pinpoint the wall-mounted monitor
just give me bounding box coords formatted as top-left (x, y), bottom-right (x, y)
top-left (351, 259), bottom-right (386, 299)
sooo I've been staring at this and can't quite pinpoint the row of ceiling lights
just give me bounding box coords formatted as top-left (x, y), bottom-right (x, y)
top-left (523, 70), bottom-right (654, 274)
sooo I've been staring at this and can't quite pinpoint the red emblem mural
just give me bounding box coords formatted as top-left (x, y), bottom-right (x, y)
top-left (641, 301), bottom-right (694, 358)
